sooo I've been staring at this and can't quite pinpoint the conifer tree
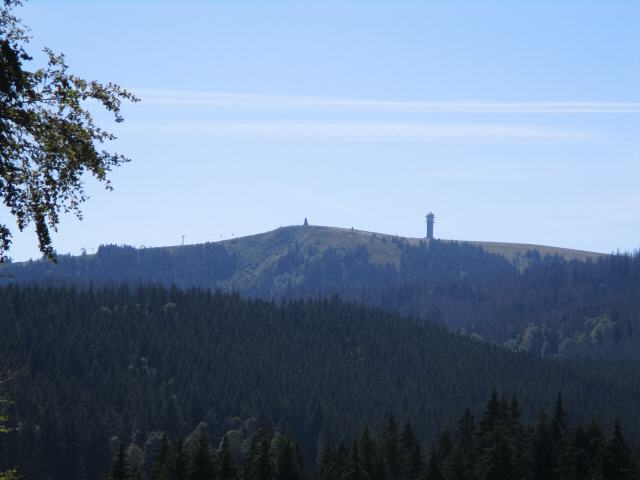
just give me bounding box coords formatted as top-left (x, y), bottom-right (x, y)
top-left (530, 412), bottom-right (555, 480)
top-left (294, 444), bottom-right (305, 479)
top-left (445, 408), bottom-right (477, 480)
top-left (425, 450), bottom-right (444, 480)
top-left (335, 442), bottom-right (349, 479)
top-left (586, 421), bottom-right (607, 478)
top-left (317, 444), bottom-right (335, 480)
top-left (400, 422), bottom-right (423, 480)
top-left (505, 396), bottom-right (526, 480)
top-left (188, 429), bottom-right (214, 480)
top-left (480, 391), bottom-right (502, 432)
top-left (551, 394), bottom-right (572, 480)
top-left (347, 440), bottom-right (362, 480)
top-left (383, 415), bottom-right (401, 479)
top-left (359, 426), bottom-right (383, 480)
top-left (169, 439), bottom-right (188, 480)
top-left (274, 439), bottom-right (301, 480)
top-left (150, 435), bottom-right (170, 480)
top-left (551, 394), bottom-right (567, 439)
top-left (476, 429), bottom-right (514, 480)
top-left (246, 430), bottom-right (273, 480)
top-left (509, 396), bottom-right (521, 422)
top-left (436, 431), bottom-right (452, 465)
top-left (444, 446), bottom-right (467, 480)
top-left (109, 443), bottom-right (130, 480)
top-left (600, 420), bottom-right (638, 480)
top-left (218, 434), bottom-right (236, 480)
top-left (572, 426), bottom-right (592, 480)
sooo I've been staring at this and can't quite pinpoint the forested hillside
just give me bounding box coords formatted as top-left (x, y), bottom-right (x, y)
top-left (103, 393), bottom-right (640, 480)
top-left (2, 226), bottom-right (638, 361)
top-left (1, 286), bottom-right (639, 479)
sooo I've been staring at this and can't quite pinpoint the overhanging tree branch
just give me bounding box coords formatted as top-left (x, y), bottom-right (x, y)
top-left (0, 0), bottom-right (138, 262)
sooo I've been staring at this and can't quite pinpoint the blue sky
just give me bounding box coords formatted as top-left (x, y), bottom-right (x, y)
top-left (6, 0), bottom-right (640, 260)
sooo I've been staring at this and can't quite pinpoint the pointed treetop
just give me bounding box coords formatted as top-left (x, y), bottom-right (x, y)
top-left (385, 414), bottom-right (398, 435)
top-left (426, 449), bottom-right (444, 480)
top-left (552, 393), bottom-right (567, 434)
top-left (510, 395), bottom-right (521, 420)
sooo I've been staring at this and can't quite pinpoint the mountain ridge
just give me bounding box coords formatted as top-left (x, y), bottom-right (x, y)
top-left (181, 224), bottom-right (606, 265)
top-left (2, 223), bottom-right (635, 364)
top-left (8, 224), bottom-right (605, 267)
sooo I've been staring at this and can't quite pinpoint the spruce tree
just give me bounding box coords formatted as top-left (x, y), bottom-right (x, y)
top-left (509, 396), bottom-right (521, 422)
top-left (109, 443), bottom-right (130, 480)
top-left (476, 429), bottom-right (514, 480)
top-left (317, 444), bottom-right (335, 480)
top-left (274, 439), bottom-right (301, 480)
top-left (436, 431), bottom-right (452, 464)
top-left (150, 435), bottom-right (170, 480)
top-left (480, 391), bottom-right (502, 432)
top-left (358, 427), bottom-right (374, 473)
top-left (551, 394), bottom-right (572, 480)
top-left (572, 427), bottom-right (592, 480)
top-left (188, 429), bottom-right (213, 480)
top-left (169, 439), bottom-right (188, 480)
top-left (347, 441), bottom-right (363, 480)
top-left (505, 396), bottom-right (526, 479)
top-left (425, 450), bottom-right (444, 480)
top-left (530, 412), bottom-right (555, 480)
top-left (246, 430), bottom-right (273, 480)
top-left (335, 442), bottom-right (349, 479)
top-left (600, 420), bottom-right (638, 480)
top-left (383, 415), bottom-right (401, 479)
top-left (551, 394), bottom-right (567, 439)
top-left (445, 408), bottom-right (477, 480)
top-left (218, 434), bottom-right (236, 480)
top-left (400, 422), bottom-right (423, 480)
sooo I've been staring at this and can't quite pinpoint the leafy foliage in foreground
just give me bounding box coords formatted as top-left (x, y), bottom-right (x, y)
top-left (1, 286), bottom-right (639, 479)
top-left (0, 0), bottom-right (137, 260)
top-left (0, 383), bottom-right (15, 480)
top-left (102, 394), bottom-right (640, 480)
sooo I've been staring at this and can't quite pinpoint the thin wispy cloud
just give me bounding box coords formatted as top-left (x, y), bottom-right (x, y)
top-left (123, 89), bottom-right (639, 142)
top-left (135, 89), bottom-right (640, 114)
top-left (130, 121), bottom-right (594, 142)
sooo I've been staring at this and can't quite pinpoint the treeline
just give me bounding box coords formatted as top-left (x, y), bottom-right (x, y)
top-left (103, 394), bottom-right (640, 480)
top-left (106, 425), bottom-right (305, 480)
top-left (2, 286), bottom-right (640, 478)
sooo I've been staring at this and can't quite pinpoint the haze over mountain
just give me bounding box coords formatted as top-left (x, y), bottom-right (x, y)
top-left (2, 225), bottom-right (637, 364)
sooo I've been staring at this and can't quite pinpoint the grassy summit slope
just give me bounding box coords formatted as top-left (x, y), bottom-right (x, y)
top-left (214, 224), bottom-right (602, 273)
top-left (219, 225), bottom-right (604, 286)
top-left (3, 224), bottom-right (603, 282)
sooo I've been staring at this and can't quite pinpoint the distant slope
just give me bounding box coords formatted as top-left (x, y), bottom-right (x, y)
top-left (465, 239), bottom-right (603, 264)
top-left (2, 224), bottom-right (603, 279)
top-left (217, 225), bottom-right (603, 266)
top-left (1, 225), bottom-right (636, 363)
top-left (0, 224), bottom-right (575, 295)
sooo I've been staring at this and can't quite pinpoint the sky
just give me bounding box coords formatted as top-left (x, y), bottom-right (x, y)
top-left (5, 0), bottom-right (640, 260)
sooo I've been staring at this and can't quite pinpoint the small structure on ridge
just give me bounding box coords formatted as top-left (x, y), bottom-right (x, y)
top-left (426, 212), bottom-right (435, 239)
